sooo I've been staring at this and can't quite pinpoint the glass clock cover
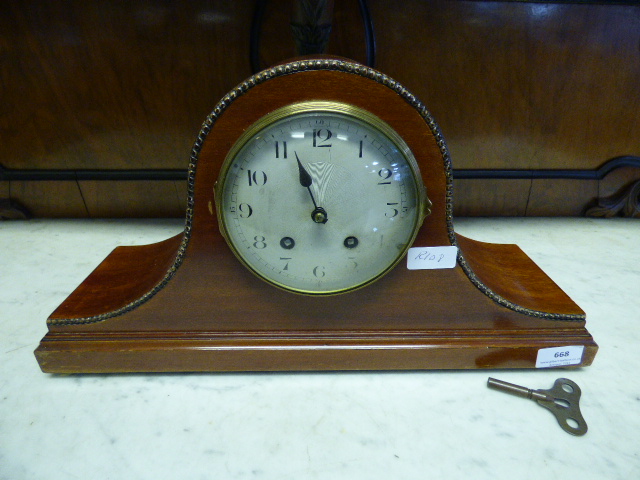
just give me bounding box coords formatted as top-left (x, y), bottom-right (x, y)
top-left (216, 102), bottom-right (428, 294)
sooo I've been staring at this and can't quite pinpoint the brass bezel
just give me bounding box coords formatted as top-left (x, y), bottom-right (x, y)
top-left (214, 101), bottom-right (430, 295)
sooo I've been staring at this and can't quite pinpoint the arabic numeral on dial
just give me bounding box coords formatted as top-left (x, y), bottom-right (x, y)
top-left (385, 202), bottom-right (399, 217)
top-left (378, 168), bottom-right (392, 184)
top-left (234, 203), bottom-right (252, 218)
top-left (275, 141), bottom-right (287, 158)
top-left (313, 266), bottom-right (326, 278)
top-left (247, 170), bottom-right (267, 186)
top-left (313, 129), bottom-right (332, 147)
top-left (280, 257), bottom-right (291, 271)
top-left (253, 236), bottom-right (267, 249)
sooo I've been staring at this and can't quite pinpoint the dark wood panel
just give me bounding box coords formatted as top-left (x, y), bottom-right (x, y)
top-left (1, 1), bottom-right (253, 170)
top-left (373, 1), bottom-right (640, 170)
top-left (2, 1), bottom-right (639, 217)
top-left (9, 181), bottom-right (88, 217)
top-left (528, 179), bottom-right (599, 215)
top-left (453, 179), bottom-right (531, 216)
top-left (79, 180), bottom-right (185, 218)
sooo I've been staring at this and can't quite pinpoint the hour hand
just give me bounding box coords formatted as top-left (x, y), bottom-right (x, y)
top-left (295, 152), bottom-right (328, 224)
top-left (296, 152), bottom-right (313, 188)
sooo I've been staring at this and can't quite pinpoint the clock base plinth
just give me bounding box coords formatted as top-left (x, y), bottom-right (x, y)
top-left (34, 234), bottom-right (597, 373)
top-left (35, 330), bottom-right (597, 374)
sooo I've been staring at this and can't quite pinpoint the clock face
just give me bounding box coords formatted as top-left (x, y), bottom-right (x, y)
top-left (216, 101), bottom-right (429, 295)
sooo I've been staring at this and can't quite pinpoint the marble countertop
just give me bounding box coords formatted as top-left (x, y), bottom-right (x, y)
top-left (1, 217), bottom-right (639, 479)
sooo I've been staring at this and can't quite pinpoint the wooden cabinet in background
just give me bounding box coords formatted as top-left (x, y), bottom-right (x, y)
top-left (1, 0), bottom-right (639, 218)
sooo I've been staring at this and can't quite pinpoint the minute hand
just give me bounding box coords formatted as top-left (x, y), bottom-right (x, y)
top-left (295, 152), bottom-right (328, 224)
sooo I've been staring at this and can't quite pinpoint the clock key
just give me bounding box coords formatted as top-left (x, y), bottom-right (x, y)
top-left (487, 377), bottom-right (588, 436)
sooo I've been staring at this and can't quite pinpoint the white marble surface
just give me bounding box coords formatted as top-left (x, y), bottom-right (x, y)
top-left (1, 217), bottom-right (639, 479)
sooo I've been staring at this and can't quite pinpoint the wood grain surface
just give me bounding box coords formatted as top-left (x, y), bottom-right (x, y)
top-left (2, 1), bottom-right (639, 216)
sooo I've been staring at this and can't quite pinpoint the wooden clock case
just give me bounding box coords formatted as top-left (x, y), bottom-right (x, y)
top-left (35, 58), bottom-right (598, 373)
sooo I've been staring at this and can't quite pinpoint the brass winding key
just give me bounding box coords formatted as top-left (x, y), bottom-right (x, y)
top-left (487, 377), bottom-right (588, 436)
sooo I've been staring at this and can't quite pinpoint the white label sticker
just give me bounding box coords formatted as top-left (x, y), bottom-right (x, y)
top-left (536, 346), bottom-right (585, 368)
top-left (407, 246), bottom-right (458, 270)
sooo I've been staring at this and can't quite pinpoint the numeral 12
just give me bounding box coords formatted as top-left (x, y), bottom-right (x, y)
top-left (313, 129), bottom-right (332, 147)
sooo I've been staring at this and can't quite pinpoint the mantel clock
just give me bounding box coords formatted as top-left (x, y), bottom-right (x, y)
top-left (35, 58), bottom-right (597, 372)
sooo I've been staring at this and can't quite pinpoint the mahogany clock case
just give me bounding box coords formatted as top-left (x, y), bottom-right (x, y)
top-left (34, 58), bottom-right (598, 373)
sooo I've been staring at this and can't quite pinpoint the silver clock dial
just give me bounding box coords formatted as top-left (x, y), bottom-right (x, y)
top-left (216, 102), bottom-right (428, 295)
